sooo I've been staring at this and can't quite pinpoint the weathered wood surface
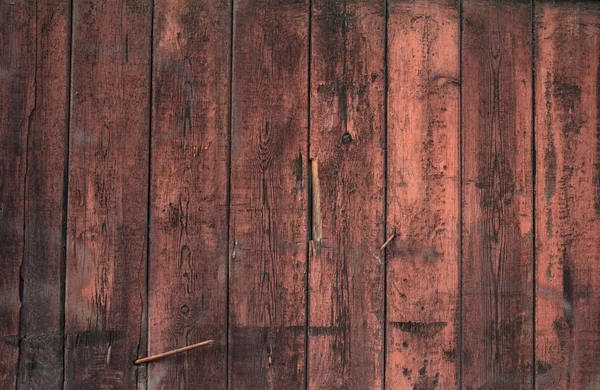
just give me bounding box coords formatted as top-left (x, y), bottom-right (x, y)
top-left (3, 1), bottom-right (600, 388)
top-left (0, 1), bottom-right (36, 387)
top-left (535, 2), bottom-right (600, 389)
top-left (386, 1), bottom-right (460, 389)
top-left (17, 0), bottom-right (71, 388)
top-left (309, 0), bottom-right (385, 388)
top-left (228, 0), bottom-right (309, 388)
top-left (462, 1), bottom-right (534, 388)
top-left (148, 0), bottom-right (230, 387)
top-left (65, 0), bottom-right (152, 387)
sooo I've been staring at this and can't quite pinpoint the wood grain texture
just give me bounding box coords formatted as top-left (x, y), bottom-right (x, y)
top-left (148, 0), bottom-right (230, 387)
top-left (0, 0), bottom-right (35, 387)
top-left (386, 1), bottom-right (460, 389)
top-left (229, 0), bottom-right (308, 388)
top-left (65, 0), bottom-right (151, 387)
top-left (17, 0), bottom-right (70, 388)
top-left (309, 0), bottom-right (385, 388)
top-left (462, 1), bottom-right (534, 388)
top-left (535, 3), bottom-right (600, 389)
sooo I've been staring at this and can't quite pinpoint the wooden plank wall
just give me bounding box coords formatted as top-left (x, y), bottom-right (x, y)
top-left (1, 0), bottom-right (600, 389)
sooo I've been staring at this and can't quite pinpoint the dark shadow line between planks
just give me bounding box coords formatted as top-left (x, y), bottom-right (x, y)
top-left (382, 0), bottom-right (389, 388)
top-left (226, 0), bottom-right (234, 387)
top-left (142, 0), bottom-right (157, 387)
top-left (61, 0), bottom-right (75, 386)
top-left (458, 0), bottom-right (464, 388)
top-left (531, 0), bottom-right (537, 388)
top-left (305, 0), bottom-right (312, 388)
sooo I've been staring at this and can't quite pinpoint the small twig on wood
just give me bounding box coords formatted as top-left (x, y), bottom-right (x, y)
top-left (380, 229), bottom-right (397, 251)
top-left (134, 340), bottom-right (214, 365)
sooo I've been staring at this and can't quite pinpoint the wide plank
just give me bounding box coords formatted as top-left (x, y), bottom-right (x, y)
top-left (386, 1), bottom-right (460, 388)
top-left (309, 0), bottom-right (385, 388)
top-left (0, 1), bottom-right (35, 387)
top-left (65, 0), bottom-right (152, 387)
top-left (535, 2), bottom-right (600, 388)
top-left (462, 0), bottom-right (534, 388)
top-left (17, 0), bottom-right (70, 388)
top-left (229, 0), bottom-right (309, 388)
top-left (148, 0), bottom-right (230, 387)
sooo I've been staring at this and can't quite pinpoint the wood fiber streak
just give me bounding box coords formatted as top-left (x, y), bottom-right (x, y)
top-left (309, 0), bottom-right (385, 388)
top-left (386, 1), bottom-right (460, 388)
top-left (462, 1), bottom-right (534, 388)
top-left (17, 0), bottom-right (70, 388)
top-left (65, 0), bottom-right (151, 387)
top-left (0, 1), bottom-right (35, 387)
top-left (148, 0), bottom-right (230, 388)
top-left (535, 3), bottom-right (600, 389)
top-left (229, 0), bottom-right (309, 388)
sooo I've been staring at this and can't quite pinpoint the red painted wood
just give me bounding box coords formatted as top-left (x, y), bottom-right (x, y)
top-left (229, 0), bottom-right (309, 388)
top-left (462, 1), bottom-right (534, 388)
top-left (5, 2), bottom-right (600, 388)
top-left (0, 1), bottom-right (36, 387)
top-left (64, 0), bottom-right (152, 387)
top-left (535, 3), bottom-right (600, 388)
top-left (148, 0), bottom-right (230, 387)
top-left (17, 0), bottom-right (70, 388)
top-left (308, 0), bottom-right (385, 388)
top-left (386, 1), bottom-right (460, 388)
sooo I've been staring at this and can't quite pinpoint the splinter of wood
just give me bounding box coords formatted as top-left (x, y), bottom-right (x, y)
top-left (134, 340), bottom-right (214, 364)
top-left (380, 230), bottom-right (397, 251)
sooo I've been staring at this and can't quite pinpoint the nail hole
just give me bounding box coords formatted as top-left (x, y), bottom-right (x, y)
top-left (342, 131), bottom-right (352, 144)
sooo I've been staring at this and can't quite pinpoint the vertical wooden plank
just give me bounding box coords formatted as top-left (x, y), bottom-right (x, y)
top-left (65, 0), bottom-right (151, 387)
top-left (229, 0), bottom-right (308, 388)
top-left (462, 1), bottom-right (534, 388)
top-left (17, 0), bottom-right (70, 388)
top-left (0, 1), bottom-right (35, 387)
top-left (309, 0), bottom-right (385, 388)
top-left (148, 0), bottom-right (230, 387)
top-left (386, 1), bottom-right (460, 388)
top-left (535, 3), bottom-right (600, 389)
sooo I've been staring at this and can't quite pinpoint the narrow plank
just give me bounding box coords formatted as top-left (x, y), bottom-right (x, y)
top-left (386, 1), bottom-right (460, 388)
top-left (309, 0), bottom-right (385, 388)
top-left (148, 0), bottom-right (230, 387)
top-left (229, 0), bottom-right (309, 388)
top-left (462, 1), bottom-right (534, 388)
top-left (17, 0), bottom-right (70, 388)
top-left (65, 0), bottom-right (152, 387)
top-left (535, 3), bottom-right (600, 388)
top-left (0, 1), bottom-right (35, 387)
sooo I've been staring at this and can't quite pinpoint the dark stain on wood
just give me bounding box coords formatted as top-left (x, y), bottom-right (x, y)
top-left (389, 321), bottom-right (448, 336)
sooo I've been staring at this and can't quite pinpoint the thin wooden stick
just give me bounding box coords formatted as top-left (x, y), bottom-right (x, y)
top-left (134, 340), bottom-right (214, 365)
top-left (380, 230), bottom-right (397, 251)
